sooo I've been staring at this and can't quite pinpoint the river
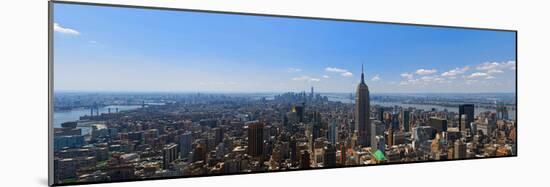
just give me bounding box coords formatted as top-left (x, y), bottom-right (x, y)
top-left (53, 105), bottom-right (142, 135)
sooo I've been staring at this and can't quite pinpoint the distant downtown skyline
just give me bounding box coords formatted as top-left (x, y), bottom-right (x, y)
top-left (53, 3), bottom-right (516, 93)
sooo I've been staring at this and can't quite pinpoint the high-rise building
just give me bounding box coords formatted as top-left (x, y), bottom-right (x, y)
top-left (328, 120), bottom-right (338, 145)
top-left (192, 144), bottom-right (206, 162)
top-left (179, 131), bottom-right (193, 159)
top-left (373, 135), bottom-right (386, 152)
top-left (454, 139), bottom-right (467, 159)
top-left (300, 150), bottom-right (311, 169)
top-left (290, 137), bottom-right (298, 165)
top-left (497, 104), bottom-right (509, 120)
top-left (213, 127), bottom-right (223, 145)
top-left (459, 104), bottom-right (474, 132)
top-left (292, 104), bottom-right (305, 123)
top-left (428, 117), bottom-right (448, 133)
top-left (355, 64), bottom-right (371, 147)
top-left (371, 120), bottom-right (385, 148)
top-left (401, 110), bottom-right (410, 132)
top-left (162, 143), bottom-right (178, 169)
top-left (310, 86), bottom-right (314, 99)
top-left (387, 125), bottom-right (394, 147)
top-left (247, 121), bottom-right (264, 157)
top-left (323, 144), bottom-right (336, 167)
top-left (312, 112), bottom-right (322, 141)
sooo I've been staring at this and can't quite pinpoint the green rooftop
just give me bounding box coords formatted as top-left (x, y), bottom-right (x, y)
top-left (373, 150), bottom-right (387, 161)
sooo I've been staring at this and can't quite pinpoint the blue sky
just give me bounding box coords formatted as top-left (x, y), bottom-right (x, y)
top-left (53, 3), bottom-right (516, 93)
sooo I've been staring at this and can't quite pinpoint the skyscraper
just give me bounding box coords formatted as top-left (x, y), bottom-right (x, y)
top-left (459, 104), bottom-right (474, 132)
top-left (300, 150), bottom-right (311, 169)
top-left (328, 120), bottom-right (338, 145)
top-left (496, 103), bottom-right (509, 120)
top-left (292, 104), bottom-right (305, 123)
top-left (454, 139), bottom-right (467, 159)
top-left (162, 143), bottom-right (178, 169)
top-left (428, 117), bottom-right (448, 133)
top-left (401, 110), bottom-right (410, 132)
top-left (179, 131), bottom-right (193, 159)
top-left (323, 144), bottom-right (336, 167)
top-left (247, 121), bottom-right (264, 157)
top-left (355, 64), bottom-right (371, 147)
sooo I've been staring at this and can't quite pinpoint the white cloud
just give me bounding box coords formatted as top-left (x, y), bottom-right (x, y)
top-left (487, 69), bottom-right (503, 74)
top-left (476, 60), bottom-right (515, 71)
top-left (416, 68), bottom-right (437, 75)
top-left (371, 75), bottom-right (381, 82)
top-left (467, 72), bottom-right (488, 79)
top-left (292, 76), bottom-right (320, 82)
top-left (420, 76), bottom-right (435, 81)
top-left (400, 73), bottom-right (414, 79)
top-left (441, 66), bottom-right (469, 77)
top-left (325, 67), bottom-right (353, 77)
top-left (287, 68), bottom-right (302, 73)
top-left (476, 62), bottom-right (500, 71)
top-left (89, 40), bottom-right (98, 44)
top-left (322, 75), bottom-right (330, 79)
top-left (341, 72), bottom-right (353, 77)
top-left (54, 23), bottom-right (80, 35)
top-left (325, 67), bottom-right (348, 73)
top-left (434, 77), bottom-right (445, 82)
top-left (486, 75), bottom-right (496, 79)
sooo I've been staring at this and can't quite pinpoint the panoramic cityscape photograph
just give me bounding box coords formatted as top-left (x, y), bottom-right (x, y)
top-left (52, 2), bottom-right (516, 185)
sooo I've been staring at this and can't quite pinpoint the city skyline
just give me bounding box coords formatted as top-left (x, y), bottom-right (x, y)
top-left (54, 3), bottom-right (516, 93)
top-left (52, 3), bottom-right (517, 185)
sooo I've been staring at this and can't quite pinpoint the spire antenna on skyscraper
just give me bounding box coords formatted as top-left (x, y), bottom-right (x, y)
top-left (361, 63), bottom-right (365, 83)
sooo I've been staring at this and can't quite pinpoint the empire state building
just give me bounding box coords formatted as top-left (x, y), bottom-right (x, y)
top-left (355, 64), bottom-right (371, 147)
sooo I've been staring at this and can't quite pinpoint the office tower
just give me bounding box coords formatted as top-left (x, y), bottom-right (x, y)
top-left (428, 117), bottom-right (448, 133)
top-left (323, 144), bottom-right (336, 167)
top-left (371, 120), bottom-right (385, 148)
top-left (247, 121), bottom-right (264, 157)
top-left (373, 135), bottom-right (386, 152)
top-left (192, 144), bottom-right (206, 162)
top-left (300, 150), bottom-right (311, 169)
top-left (213, 127), bottom-right (223, 145)
top-left (162, 143), bottom-right (178, 169)
top-left (355, 64), bottom-right (371, 147)
top-left (497, 104), bottom-right (509, 120)
top-left (387, 125), bottom-right (394, 147)
top-left (401, 110), bottom-right (410, 132)
top-left (413, 126), bottom-right (436, 150)
top-left (454, 139), bottom-right (467, 159)
top-left (312, 111), bottom-right (322, 141)
top-left (328, 120), bottom-right (338, 145)
top-left (292, 104), bottom-right (305, 123)
top-left (459, 104), bottom-right (474, 132)
top-left (391, 113), bottom-right (399, 131)
top-left (378, 107), bottom-right (385, 121)
top-left (290, 137), bottom-right (298, 165)
top-left (179, 131), bottom-right (193, 159)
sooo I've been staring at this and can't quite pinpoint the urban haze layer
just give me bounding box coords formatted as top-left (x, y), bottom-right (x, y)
top-left (53, 67), bottom-right (516, 184)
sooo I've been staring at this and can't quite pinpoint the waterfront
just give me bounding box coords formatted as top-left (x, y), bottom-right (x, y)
top-left (53, 105), bottom-right (142, 134)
